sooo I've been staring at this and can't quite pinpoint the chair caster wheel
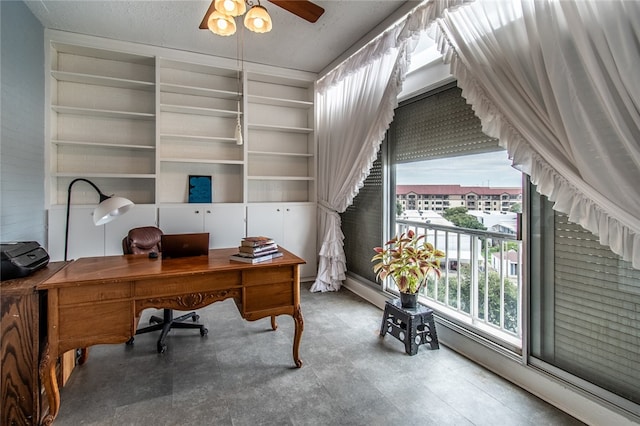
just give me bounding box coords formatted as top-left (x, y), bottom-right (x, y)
top-left (200, 327), bottom-right (208, 336)
top-left (157, 342), bottom-right (167, 353)
top-left (126, 337), bottom-right (134, 345)
top-left (193, 314), bottom-right (200, 322)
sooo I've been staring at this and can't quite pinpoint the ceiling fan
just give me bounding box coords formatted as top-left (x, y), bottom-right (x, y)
top-left (200, 0), bottom-right (325, 34)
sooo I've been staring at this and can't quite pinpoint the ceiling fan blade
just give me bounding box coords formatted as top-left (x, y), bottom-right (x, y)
top-left (267, 0), bottom-right (325, 23)
top-left (199, 1), bottom-right (216, 29)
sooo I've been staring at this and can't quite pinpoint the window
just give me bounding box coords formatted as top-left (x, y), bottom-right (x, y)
top-left (529, 188), bottom-right (640, 413)
top-left (342, 83), bottom-right (523, 348)
top-left (340, 77), bottom-right (639, 419)
top-left (509, 261), bottom-right (518, 277)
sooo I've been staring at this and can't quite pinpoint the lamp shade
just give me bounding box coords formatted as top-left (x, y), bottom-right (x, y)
top-left (208, 10), bottom-right (237, 36)
top-left (214, 0), bottom-right (246, 17)
top-left (244, 5), bottom-right (272, 33)
top-left (93, 196), bottom-right (135, 226)
top-left (64, 178), bottom-right (135, 261)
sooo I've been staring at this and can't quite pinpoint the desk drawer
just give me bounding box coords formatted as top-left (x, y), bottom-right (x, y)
top-left (134, 271), bottom-right (241, 298)
top-left (58, 300), bottom-right (131, 346)
top-left (58, 282), bottom-right (132, 305)
top-left (243, 268), bottom-right (292, 286)
top-left (244, 282), bottom-right (294, 312)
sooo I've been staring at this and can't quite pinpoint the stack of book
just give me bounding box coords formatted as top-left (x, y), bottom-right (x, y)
top-left (229, 236), bottom-right (283, 263)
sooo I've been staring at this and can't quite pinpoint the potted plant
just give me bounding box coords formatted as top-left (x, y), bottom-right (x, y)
top-left (372, 230), bottom-right (445, 308)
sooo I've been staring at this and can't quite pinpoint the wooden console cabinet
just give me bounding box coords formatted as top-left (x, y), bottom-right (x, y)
top-left (1, 263), bottom-right (67, 425)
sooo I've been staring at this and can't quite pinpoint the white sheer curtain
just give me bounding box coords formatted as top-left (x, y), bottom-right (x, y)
top-left (435, 0), bottom-right (640, 268)
top-left (311, 0), bottom-right (469, 292)
top-left (310, 37), bottom-right (407, 293)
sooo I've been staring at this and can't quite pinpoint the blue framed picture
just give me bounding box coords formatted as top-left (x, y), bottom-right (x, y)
top-left (188, 175), bottom-right (212, 203)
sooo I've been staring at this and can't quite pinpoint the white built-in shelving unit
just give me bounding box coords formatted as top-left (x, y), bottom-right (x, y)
top-left (48, 42), bottom-right (157, 207)
top-left (157, 58), bottom-right (244, 205)
top-left (45, 31), bottom-right (317, 278)
top-left (246, 72), bottom-right (315, 203)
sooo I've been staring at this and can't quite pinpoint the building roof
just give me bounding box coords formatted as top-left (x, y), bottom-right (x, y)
top-left (398, 210), bottom-right (453, 226)
top-left (397, 184), bottom-right (521, 196)
top-left (492, 250), bottom-right (520, 262)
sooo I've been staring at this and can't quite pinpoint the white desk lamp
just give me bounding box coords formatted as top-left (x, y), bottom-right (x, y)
top-left (64, 178), bottom-right (134, 261)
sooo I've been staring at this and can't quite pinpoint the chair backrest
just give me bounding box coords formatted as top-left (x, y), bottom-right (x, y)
top-left (122, 226), bottom-right (163, 255)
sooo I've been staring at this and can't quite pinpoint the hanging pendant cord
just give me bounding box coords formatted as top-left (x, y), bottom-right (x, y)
top-left (235, 24), bottom-right (244, 145)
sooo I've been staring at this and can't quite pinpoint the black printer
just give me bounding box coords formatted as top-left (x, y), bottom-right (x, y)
top-left (1, 241), bottom-right (50, 281)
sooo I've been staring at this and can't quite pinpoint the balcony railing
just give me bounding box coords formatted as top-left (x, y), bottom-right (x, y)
top-left (393, 219), bottom-right (523, 349)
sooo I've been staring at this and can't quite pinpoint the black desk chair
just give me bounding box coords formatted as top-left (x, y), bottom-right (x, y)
top-left (122, 226), bottom-right (208, 353)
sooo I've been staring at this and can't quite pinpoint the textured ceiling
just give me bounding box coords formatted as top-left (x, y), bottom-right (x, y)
top-left (24, 0), bottom-right (420, 75)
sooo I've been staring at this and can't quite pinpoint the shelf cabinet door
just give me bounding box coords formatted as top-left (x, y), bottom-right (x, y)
top-left (203, 204), bottom-right (245, 249)
top-left (158, 205), bottom-right (206, 235)
top-left (158, 204), bottom-right (245, 249)
top-left (246, 204), bottom-right (284, 242)
top-left (282, 204), bottom-right (316, 279)
top-left (48, 207), bottom-right (104, 261)
top-left (47, 205), bottom-right (157, 261)
top-left (246, 203), bottom-right (316, 279)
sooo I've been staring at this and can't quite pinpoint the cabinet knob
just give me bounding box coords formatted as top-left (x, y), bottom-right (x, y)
top-left (194, 210), bottom-right (200, 214)
top-left (277, 208), bottom-right (280, 212)
top-left (286, 208), bottom-right (290, 212)
top-left (206, 210), bottom-right (211, 214)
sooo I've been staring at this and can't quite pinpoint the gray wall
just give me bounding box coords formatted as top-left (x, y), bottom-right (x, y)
top-left (0, 1), bottom-right (45, 244)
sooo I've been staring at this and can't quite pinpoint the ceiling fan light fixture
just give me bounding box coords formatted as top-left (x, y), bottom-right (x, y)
top-left (214, 0), bottom-right (246, 17)
top-left (208, 10), bottom-right (237, 36)
top-left (244, 5), bottom-right (272, 33)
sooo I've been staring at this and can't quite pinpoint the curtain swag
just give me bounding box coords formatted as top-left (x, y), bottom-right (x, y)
top-left (311, 0), bottom-right (471, 292)
top-left (435, 0), bottom-right (640, 268)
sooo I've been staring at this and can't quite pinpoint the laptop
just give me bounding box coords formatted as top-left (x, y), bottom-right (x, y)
top-left (161, 233), bottom-right (210, 259)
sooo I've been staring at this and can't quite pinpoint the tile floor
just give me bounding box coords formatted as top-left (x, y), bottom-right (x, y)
top-left (53, 283), bottom-right (584, 425)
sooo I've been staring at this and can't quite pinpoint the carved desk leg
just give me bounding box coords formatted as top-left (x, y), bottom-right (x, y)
top-left (270, 315), bottom-right (278, 331)
top-left (292, 305), bottom-right (304, 368)
top-left (38, 343), bottom-right (60, 426)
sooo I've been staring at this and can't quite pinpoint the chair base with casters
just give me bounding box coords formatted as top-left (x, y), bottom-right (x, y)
top-left (127, 309), bottom-right (208, 353)
top-left (122, 226), bottom-right (208, 353)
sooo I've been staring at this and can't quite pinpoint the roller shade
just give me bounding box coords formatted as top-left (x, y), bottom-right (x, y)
top-left (552, 212), bottom-right (640, 405)
top-left (392, 84), bottom-right (500, 163)
top-left (341, 151), bottom-right (382, 283)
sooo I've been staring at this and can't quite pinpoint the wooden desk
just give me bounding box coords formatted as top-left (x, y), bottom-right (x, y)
top-left (37, 248), bottom-right (305, 425)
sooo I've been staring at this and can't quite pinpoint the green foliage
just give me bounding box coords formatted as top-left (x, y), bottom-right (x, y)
top-left (509, 202), bottom-right (522, 213)
top-left (442, 206), bottom-right (468, 217)
top-left (396, 201), bottom-right (404, 216)
top-left (422, 264), bottom-right (518, 333)
top-left (372, 230), bottom-right (446, 294)
top-left (442, 207), bottom-right (487, 230)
